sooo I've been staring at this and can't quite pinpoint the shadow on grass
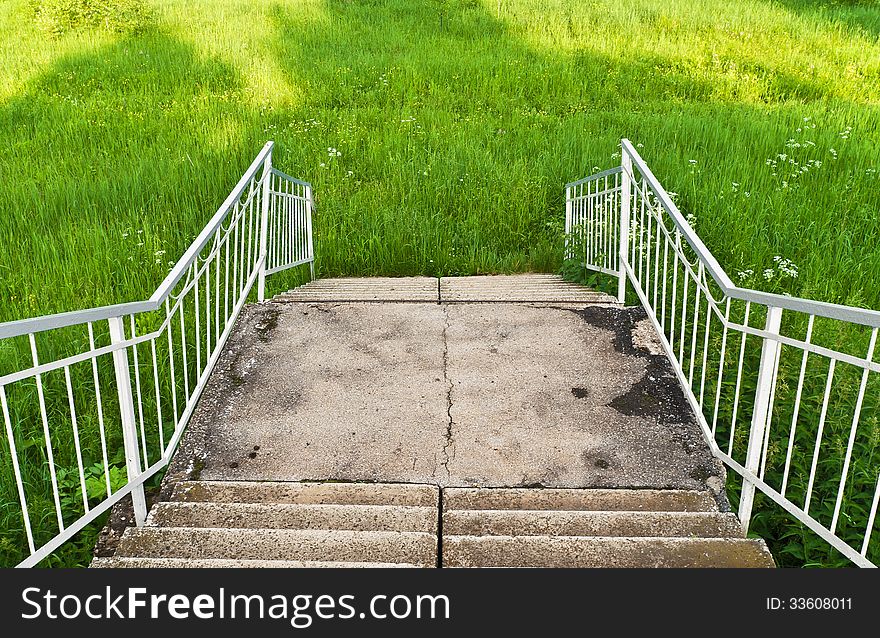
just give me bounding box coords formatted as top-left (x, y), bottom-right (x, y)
top-left (769, 0), bottom-right (880, 39)
top-left (0, 28), bottom-right (264, 322)
top-left (0, 28), bottom-right (264, 567)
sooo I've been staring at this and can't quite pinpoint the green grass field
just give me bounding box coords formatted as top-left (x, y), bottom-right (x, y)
top-left (1, 0), bottom-right (879, 566)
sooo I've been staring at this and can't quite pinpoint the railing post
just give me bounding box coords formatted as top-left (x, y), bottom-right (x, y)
top-left (564, 185), bottom-right (572, 261)
top-left (617, 145), bottom-right (632, 303)
top-left (108, 316), bottom-right (147, 526)
top-left (305, 184), bottom-right (316, 281)
top-left (738, 305), bottom-right (783, 533)
top-left (257, 146), bottom-right (273, 302)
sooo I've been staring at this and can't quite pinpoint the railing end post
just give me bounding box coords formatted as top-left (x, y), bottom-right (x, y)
top-left (107, 316), bottom-right (147, 526)
top-left (617, 148), bottom-right (633, 304)
top-left (738, 304), bottom-right (783, 534)
top-left (257, 148), bottom-right (273, 302)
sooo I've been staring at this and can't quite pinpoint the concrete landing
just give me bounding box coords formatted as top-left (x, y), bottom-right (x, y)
top-left (165, 275), bottom-right (725, 498)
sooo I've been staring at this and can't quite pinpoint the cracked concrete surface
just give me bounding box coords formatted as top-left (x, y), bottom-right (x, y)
top-left (439, 306), bottom-right (456, 480)
top-left (166, 289), bottom-right (725, 498)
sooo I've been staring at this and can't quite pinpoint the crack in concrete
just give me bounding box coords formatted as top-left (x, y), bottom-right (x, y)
top-left (439, 304), bottom-right (455, 480)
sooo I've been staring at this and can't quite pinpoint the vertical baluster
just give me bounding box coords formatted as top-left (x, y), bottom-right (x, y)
top-left (669, 230), bottom-right (680, 351)
top-left (1, 385), bottom-right (35, 553)
top-left (804, 358), bottom-right (836, 515)
top-left (63, 365), bottom-right (89, 513)
top-left (711, 299), bottom-right (732, 436)
top-left (194, 262), bottom-right (202, 379)
top-left (728, 302), bottom-right (752, 457)
top-left (215, 231), bottom-right (221, 345)
top-left (129, 315), bottom-right (147, 467)
top-left (29, 334), bottom-right (64, 531)
top-left (643, 194), bottom-right (652, 297)
top-left (830, 328), bottom-right (878, 533)
top-left (224, 219), bottom-right (231, 325)
top-left (687, 263), bottom-right (703, 387)
top-left (179, 295), bottom-right (190, 400)
top-left (165, 298), bottom-right (179, 428)
top-left (637, 185), bottom-right (645, 289)
top-left (781, 316), bottom-right (814, 496)
top-left (698, 274), bottom-right (713, 409)
top-left (150, 338), bottom-right (164, 453)
top-left (660, 229), bottom-right (669, 334)
top-left (862, 474), bottom-right (880, 557)
top-left (231, 202), bottom-right (240, 309)
top-left (88, 322), bottom-right (112, 497)
top-left (652, 208), bottom-right (661, 312)
top-left (205, 241), bottom-right (212, 360)
top-left (565, 186), bottom-right (571, 259)
top-left (678, 265), bottom-right (689, 366)
top-left (759, 325), bottom-right (785, 481)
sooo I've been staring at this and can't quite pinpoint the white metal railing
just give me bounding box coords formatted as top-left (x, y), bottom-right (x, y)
top-left (566, 139), bottom-right (880, 567)
top-left (0, 141), bottom-right (314, 567)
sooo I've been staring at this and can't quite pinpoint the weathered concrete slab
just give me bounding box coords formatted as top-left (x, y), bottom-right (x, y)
top-left (442, 510), bottom-right (744, 538)
top-left (274, 277), bottom-right (438, 302)
top-left (92, 557), bottom-right (419, 568)
top-left (165, 278), bottom-right (724, 499)
top-left (441, 303), bottom-right (724, 492)
top-left (442, 487), bottom-right (719, 512)
top-left (114, 527), bottom-right (437, 565)
top-left (149, 502), bottom-right (438, 533)
top-left (172, 480), bottom-right (438, 507)
top-left (442, 536), bottom-right (774, 568)
top-left (166, 302), bottom-right (450, 486)
top-left (441, 274), bottom-right (617, 303)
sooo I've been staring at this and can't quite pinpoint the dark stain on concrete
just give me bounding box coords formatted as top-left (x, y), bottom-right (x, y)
top-left (254, 305), bottom-right (281, 342)
top-left (570, 386), bottom-right (590, 399)
top-left (567, 305), bottom-right (694, 424)
top-left (581, 448), bottom-right (615, 472)
top-left (564, 303), bottom-right (728, 498)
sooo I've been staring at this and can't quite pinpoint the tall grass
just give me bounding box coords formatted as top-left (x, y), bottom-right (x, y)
top-left (0, 0), bottom-right (879, 565)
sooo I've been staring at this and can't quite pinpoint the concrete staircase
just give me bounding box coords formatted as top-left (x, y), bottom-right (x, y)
top-left (91, 481), bottom-right (438, 568)
top-left (94, 482), bottom-right (774, 568)
top-left (442, 488), bottom-right (775, 568)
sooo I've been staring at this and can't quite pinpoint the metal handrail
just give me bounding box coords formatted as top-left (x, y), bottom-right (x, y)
top-left (567, 140), bottom-right (880, 567)
top-left (1, 142), bottom-right (314, 567)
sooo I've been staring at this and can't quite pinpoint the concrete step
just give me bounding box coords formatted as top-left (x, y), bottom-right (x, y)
top-left (148, 501), bottom-right (436, 533)
top-left (172, 481), bottom-right (438, 507)
top-left (274, 277), bottom-right (438, 302)
top-left (91, 557), bottom-right (420, 568)
top-left (439, 275), bottom-right (617, 303)
top-left (443, 488), bottom-right (719, 513)
top-left (442, 536), bottom-right (775, 568)
top-left (443, 510), bottom-right (743, 538)
top-left (115, 527), bottom-right (437, 566)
